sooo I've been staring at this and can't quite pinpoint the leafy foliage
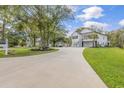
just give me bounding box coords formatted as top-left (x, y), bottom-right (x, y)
top-left (0, 5), bottom-right (73, 50)
top-left (108, 29), bottom-right (124, 48)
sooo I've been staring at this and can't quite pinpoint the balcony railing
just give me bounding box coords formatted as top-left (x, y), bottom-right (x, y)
top-left (82, 39), bottom-right (96, 41)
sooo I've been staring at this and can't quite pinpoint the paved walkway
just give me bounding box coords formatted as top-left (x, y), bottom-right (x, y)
top-left (0, 47), bottom-right (106, 88)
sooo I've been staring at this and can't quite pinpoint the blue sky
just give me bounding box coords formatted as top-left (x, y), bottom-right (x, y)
top-left (65, 5), bottom-right (124, 35)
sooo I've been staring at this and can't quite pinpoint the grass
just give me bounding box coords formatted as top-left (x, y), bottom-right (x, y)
top-left (0, 47), bottom-right (58, 58)
top-left (83, 48), bottom-right (124, 88)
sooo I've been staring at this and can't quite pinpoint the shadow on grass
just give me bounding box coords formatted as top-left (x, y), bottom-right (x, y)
top-left (0, 48), bottom-right (59, 58)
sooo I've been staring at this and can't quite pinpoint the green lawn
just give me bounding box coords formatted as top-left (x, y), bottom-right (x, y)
top-left (0, 48), bottom-right (58, 58)
top-left (83, 48), bottom-right (124, 88)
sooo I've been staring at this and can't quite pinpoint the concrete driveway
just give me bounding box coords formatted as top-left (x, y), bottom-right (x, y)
top-left (0, 47), bottom-right (106, 88)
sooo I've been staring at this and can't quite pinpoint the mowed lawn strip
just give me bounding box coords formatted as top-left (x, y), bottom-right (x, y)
top-left (83, 48), bottom-right (124, 88)
top-left (0, 48), bottom-right (58, 58)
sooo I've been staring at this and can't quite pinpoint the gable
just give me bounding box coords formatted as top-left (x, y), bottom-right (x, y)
top-left (71, 32), bottom-right (79, 37)
top-left (80, 29), bottom-right (92, 34)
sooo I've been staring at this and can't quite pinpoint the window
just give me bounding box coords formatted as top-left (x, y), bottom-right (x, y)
top-left (103, 36), bottom-right (105, 40)
top-left (83, 35), bottom-right (88, 39)
top-left (72, 36), bottom-right (78, 39)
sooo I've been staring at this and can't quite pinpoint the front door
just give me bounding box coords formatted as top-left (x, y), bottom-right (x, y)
top-left (82, 41), bottom-right (83, 47)
top-left (95, 41), bottom-right (97, 47)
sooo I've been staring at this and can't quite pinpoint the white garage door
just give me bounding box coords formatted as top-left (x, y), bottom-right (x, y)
top-left (83, 41), bottom-right (93, 47)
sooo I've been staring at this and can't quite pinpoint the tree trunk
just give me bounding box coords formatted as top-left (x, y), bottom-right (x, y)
top-left (46, 31), bottom-right (50, 48)
top-left (52, 33), bottom-right (56, 47)
top-left (33, 34), bottom-right (36, 47)
top-left (39, 29), bottom-right (43, 50)
top-left (53, 40), bottom-right (56, 47)
top-left (42, 30), bottom-right (49, 51)
top-left (39, 29), bottom-right (48, 51)
top-left (2, 20), bottom-right (5, 40)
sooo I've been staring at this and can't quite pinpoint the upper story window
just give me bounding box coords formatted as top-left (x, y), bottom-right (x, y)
top-left (103, 36), bottom-right (105, 40)
top-left (72, 36), bottom-right (78, 39)
top-left (84, 35), bottom-right (89, 39)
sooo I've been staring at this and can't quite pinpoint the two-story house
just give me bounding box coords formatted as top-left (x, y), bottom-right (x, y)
top-left (71, 28), bottom-right (108, 47)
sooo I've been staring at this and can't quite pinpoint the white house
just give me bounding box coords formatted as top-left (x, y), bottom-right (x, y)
top-left (71, 28), bottom-right (108, 47)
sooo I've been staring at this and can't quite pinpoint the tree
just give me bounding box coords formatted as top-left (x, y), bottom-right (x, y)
top-left (0, 5), bottom-right (72, 50)
top-left (76, 27), bottom-right (90, 33)
top-left (88, 32), bottom-right (98, 47)
top-left (119, 33), bottom-right (124, 48)
top-left (21, 5), bottom-right (73, 50)
top-left (0, 6), bottom-right (10, 40)
top-left (49, 6), bottom-right (73, 47)
top-left (12, 6), bottom-right (40, 47)
top-left (108, 28), bottom-right (124, 48)
top-left (7, 31), bottom-right (27, 47)
top-left (63, 37), bottom-right (72, 47)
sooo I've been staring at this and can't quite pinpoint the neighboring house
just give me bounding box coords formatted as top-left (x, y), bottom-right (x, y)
top-left (71, 28), bottom-right (108, 47)
top-left (55, 41), bottom-right (70, 47)
top-left (26, 37), bottom-right (42, 47)
top-left (55, 41), bottom-right (64, 47)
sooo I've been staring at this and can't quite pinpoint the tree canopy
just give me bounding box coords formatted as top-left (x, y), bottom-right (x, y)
top-left (0, 5), bottom-right (73, 50)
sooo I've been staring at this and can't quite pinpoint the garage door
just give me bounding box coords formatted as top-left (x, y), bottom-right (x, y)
top-left (83, 41), bottom-right (93, 47)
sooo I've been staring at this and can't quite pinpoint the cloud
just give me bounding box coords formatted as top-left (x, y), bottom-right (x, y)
top-left (83, 21), bottom-right (109, 30)
top-left (77, 6), bottom-right (104, 21)
top-left (119, 19), bottom-right (124, 26)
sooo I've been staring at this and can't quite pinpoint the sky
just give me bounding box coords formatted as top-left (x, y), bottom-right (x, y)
top-left (65, 5), bottom-right (124, 36)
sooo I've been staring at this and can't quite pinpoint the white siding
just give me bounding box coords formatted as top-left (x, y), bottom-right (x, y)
top-left (71, 32), bottom-right (82, 47)
top-left (97, 34), bottom-right (108, 47)
top-left (71, 29), bottom-right (108, 47)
